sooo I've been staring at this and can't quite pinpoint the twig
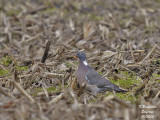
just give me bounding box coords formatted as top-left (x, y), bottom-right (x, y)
top-left (12, 81), bottom-right (35, 103)
top-left (120, 50), bottom-right (145, 53)
top-left (71, 77), bottom-right (77, 89)
top-left (0, 63), bottom-right (8, 71)
top-left (134, 79), bottom-right (149, 96)
top-left (139, 44), bottom-right (157, 64)
top-left (49, 93), bottom-right (64, 104)
top-left (103, 95), bottom-right (130, 108)
top-left (129, 43), bottom-right (135, 63)
top-left (127, 64), bottom-right (141, 68)
top-left (153, 91), bottom-right (160, 101)
top-left (141, 69), bottom-right (153, 79)
top-left (41, 40), bottom-right (51, 63)
top-left (12, 69), bottom-right (35, 103)
top-left (0, 87), bottom-right (14, 98)
top-left (115, 52), bottom-right (122, 69)
top-left (42, 85), bottom-right (49, 98)
top-left (23, 32), bottom-right (42, 43)
top-left (119, 64), bottom-right (134, 74)
top-left (44, 72), bottom-right (64, 77)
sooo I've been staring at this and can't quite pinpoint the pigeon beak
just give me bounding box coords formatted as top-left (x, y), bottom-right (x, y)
top-left (73, 55), bottom-right (77, 59)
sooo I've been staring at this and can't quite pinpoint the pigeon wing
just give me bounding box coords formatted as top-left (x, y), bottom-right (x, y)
top-left (85, 68), bottom-right (114, 88)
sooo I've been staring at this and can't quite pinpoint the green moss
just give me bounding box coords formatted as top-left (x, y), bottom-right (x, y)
top-left (34, 87), bottom-right (43, 92)
top-left (0, 56), bottom-right (12, 67)
top-left (0, 69), bottom-right (9, 76)
top-left (0, 56), bottom-right (29, 76)
top-left (32, 86), bottom-right (60, 96)
top-left (98, 71), bottom-right (140, 103)
top-left (153, 74), bottom-right (160, 83)
top-left (46, 87), bottom-right (56, 92)
top-left (65, 61), bottom-right (77, 68)
top-left (88, 98), bottom-right (97, 103)
top-left (65, 61), bottom-right (72, 68)
top-left (87, 91), bottom-right (138, 103)
top-left (153, 74), bottom-right (160, 78)
top-left (6, 9), bottom-right (20, 16)
top-left (89, 14), bottom-right (104, 20)
top-left (0, 56), bottom-right (11, 76)
top-left (110, 71), bottom-right (140, 89)
top-left (32, 87), bottom-right (43, 96)
top-left (16, 66), bottom-right (29, 71)
top-left (41, 7), bottom-right (55, 13)
top-left (98, 72), bottom-right (103, 76)
top-left (152, 58), bottom-right (160, 66)
top-left (106, 91), bottom-right (138, 103)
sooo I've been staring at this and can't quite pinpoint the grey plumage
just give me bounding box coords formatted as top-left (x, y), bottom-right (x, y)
top-left (76, 51), bottom-right (127, 94)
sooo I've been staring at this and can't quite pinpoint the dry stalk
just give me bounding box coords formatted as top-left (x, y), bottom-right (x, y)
top-left (71, 77), bottom-right (77, 89)
top-left (12, 69), bottom-right (35, 103)
top-left (0, 63), bottom-right (8, 71)
top-left (115, 52), bottom-right (122, 69)
top-left (119, 64), bottom-right (134, 74)
top-left (12, 81), bottom-right (35, 103)
top-left (41, 40), bottom-right (51, 63)
top-left (129, 43), bottom-right (135, 63)
top-left (103, 95), bottom-right (130, 108)
top-left (134, 79), bottom-right (149, 96)
top-left (153, 91), bottom-right (160, 101)
top-left (139, 44), bottom-right (157, 64)
top-left (124, 108), bottom-right (130, 120)
top-left (42, 85), bottom-right (49, 98)
top-left (23, 32), bottom-right (42, 43)
top-left (126, 64), bottom-right (141, 68)
top-left (120, 50), bottom-right (145, 53)
top-left (0, 87), bottom-right (14, 98)
top-left (49, 93), bottom-right (64, 104)
top-left (44, 72), bottom-right (64, 77)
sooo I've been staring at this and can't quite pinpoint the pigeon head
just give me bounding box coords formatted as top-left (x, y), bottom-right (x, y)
top-left (76, 51), bottom-right (86, 61)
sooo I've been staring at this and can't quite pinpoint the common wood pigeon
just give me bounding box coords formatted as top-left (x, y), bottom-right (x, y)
top-left (76, 51), bottom-right (127, 95)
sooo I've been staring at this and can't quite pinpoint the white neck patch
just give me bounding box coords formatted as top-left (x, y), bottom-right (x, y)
top-left (83, 61), bottom-right (88, 66)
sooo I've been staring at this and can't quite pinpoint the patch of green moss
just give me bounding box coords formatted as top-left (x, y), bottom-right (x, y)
top-left (88, 98), bottom-right (97, 103)
top-left (65, 61), bottom-right (72, 68)
top-left (0, 69), bottom-right (9, 76)
top-left (110, 71), bottom-right (140, 89)
top-left (87, 91), bottom-right (138, 103)
top-left (89, 14), bottom-right (104, 21)
top-left (0, 56), bottom-right (12, 67)
top-left (65, 61), bottom-right (77, 68)
top-left (152, 58), bottom-right (160, 66)
top-left (34, 87), bottom-right (43, 92)
top-left (0, 56), bottom-right (29, 76)
top-left (98, 72), bottom-right (103, 76)
top-left (32, 86), bottom-right (60, 96)
top-left (153, 74), bottom-right (160, 78)
top-left (32, 87), bottom-right (43, 96)
top-left (0, 56), bottom-right (11, 76)
top-left (41, 7), bottom-right (55, 13)
top-left (106, 91), bottom-right (138, 103)
top-left (153, 74), bottom-right (160, 83)
top-left (6, 9), bottom-right (20, 16)
top-left (16, 66), bottom-right (29, 71)
top-left (46, 86), bottom-right (56, 92)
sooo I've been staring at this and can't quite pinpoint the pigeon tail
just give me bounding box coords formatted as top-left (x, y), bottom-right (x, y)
top-left (114, 87), bottom-right (127, 93)
top-left (98, 86), bottom-right (127, 93)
